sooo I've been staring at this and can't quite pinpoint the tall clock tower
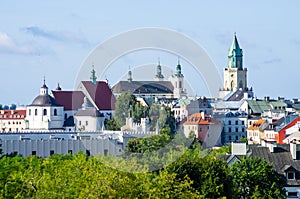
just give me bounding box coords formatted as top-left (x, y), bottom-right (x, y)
top-left (220, 33), bottom-right (248, 98)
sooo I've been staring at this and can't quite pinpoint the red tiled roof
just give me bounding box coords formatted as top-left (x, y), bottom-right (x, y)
top-left (52, 91), bottom-right (85, 111)
top-left (247, 119), bottom-right (266, 130)
top-left (184, 113), bottom-right (218, 125)
top-left (82, 81), bottom-right (116, 110)
top-left (0, 110), bottom-right (26, 120)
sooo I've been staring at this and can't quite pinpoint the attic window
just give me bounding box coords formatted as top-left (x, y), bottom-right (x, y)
top-left (287, 172), bottom-right (295, 180)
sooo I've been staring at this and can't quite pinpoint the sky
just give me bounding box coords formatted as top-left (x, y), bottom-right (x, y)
top-left (1, 0), bottom-right (300, 105)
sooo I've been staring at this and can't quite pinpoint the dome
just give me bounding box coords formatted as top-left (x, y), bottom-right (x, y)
top-left (31, 95), bottom-right (59, 106)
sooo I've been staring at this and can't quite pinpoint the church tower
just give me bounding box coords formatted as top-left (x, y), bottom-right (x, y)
top-left (223, 33), bottom-right (247, 91)
top-left (170, 58), bottom-right (186, 98)
top-left (154, 58), bottom-right (164, 81)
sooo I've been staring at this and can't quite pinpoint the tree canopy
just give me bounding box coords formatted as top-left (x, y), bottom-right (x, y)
top-left (230, 157), bottom-right (286, 198)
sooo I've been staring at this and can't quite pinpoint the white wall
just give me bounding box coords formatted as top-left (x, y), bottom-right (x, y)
top-left (0, 139), bottom-right (123, 157)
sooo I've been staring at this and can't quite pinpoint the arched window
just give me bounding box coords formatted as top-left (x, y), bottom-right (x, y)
top-left (43, 109), bottom-right (47, 116)
top-left (54, 109), bottom-right (57, 116)
top-left (35, 109), bottom-right (37, 116)
top-left (230, 80), bottom-right (234, 90)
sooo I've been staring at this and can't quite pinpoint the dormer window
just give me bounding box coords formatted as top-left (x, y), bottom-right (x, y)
top-left (287, 172), bottom-right (295, 180)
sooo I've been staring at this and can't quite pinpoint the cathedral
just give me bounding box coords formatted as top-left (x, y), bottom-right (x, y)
top-left (112, 60), bottom-right (187, 99)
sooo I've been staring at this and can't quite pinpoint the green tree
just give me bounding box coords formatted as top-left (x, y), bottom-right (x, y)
top-left (113, 92), bottom-right (136, 127)
top-left (167, 149), bottom-right (233, 198)
top-left (230, 157), bottom-right (286, 199)
top-left (126, 134), bottom-right (171, 153)
top-left (104, 118), bottom-right (120, 130)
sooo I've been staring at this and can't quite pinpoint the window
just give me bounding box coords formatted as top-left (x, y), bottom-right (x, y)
top-left (32, 151), bottom-right (36, 156)
top-left (50, 150), bottom-right (55, 155)
top-left (79, 121), bottom-right (81, 126)
top-left (104, 149), bottom-right (108, 156)
top-left (288, 192), bottom-right (298, 198)
top-left (86, 121), bottom-right (88, 126)
top-left (235, 120), bottom-right (238, 125)
top-left (179, 81), bottom-right (182, 88)
top-left (229, 136), bottom-right (231, 141)
top-left (43, 109), bottom-right (47, 116)
top-left (29, 109), bottom-right (31, 116)
top-left (287, 172), bottom-right (295, 180)
top-left (228, 120), bottom-right (231, 125)
top-left (236, 128), bottom-right (238, 132)
top-left (199, 128), bottom-right (202, 132)
top-left (242, 121), bottom-right (245, 125)
top-left (242, 128), bottom-right (245, 132)
top-left (35, 109), bottom-right (37, 116)
top-left (54, 109), bottom-right (57, 116)
top-left (228, 127), bottom-right (231, 132)
top-left (236, 136), bottom-right (238, 140)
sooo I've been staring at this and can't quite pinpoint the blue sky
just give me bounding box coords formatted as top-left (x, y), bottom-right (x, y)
top-left (1, 0), bottom-right (300, 105)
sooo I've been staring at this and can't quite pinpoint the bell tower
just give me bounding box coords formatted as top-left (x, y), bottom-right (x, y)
top-left (223, 33), bottom-right (247, 91)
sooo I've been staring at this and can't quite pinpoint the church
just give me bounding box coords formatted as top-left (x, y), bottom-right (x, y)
top-left (112, 60), bottom-right (187, 99)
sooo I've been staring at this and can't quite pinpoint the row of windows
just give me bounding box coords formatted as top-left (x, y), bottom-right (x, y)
top-left (3, 121), bottom-right (23, 125)
top-left (248, 131), bottom-right (259, 137)
top-left (79, 121), bottom-right (89, 126)
top-left (225, 127), bottom-right (245, 133)
top-left (0, 114), bottom-right (25, 119)
top-left (1, 127), bottom-right (24, 132)
top-left (12, 149), bottom-right (117, 157)
top-left (28, 109), bottom-right (58, 116)
top-left (226, 120), bottom-right (245, 125)
top-left (227, 135), bottom-right (245, 141)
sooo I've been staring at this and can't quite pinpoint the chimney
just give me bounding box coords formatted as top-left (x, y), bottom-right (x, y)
top-left (200, 111), bottom-right (205, 120)
top-left (264, 96), bottom-right (270, 102)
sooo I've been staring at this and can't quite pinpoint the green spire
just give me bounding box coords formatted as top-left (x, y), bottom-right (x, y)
top-left (127, 66), bottom-right (132, 82)
top-left (155, 58), bottom-right (164, 79)
top-left (174, 57), bottom-right (184, 78)
top-left (228, 32), bottom-right (243, 69)
top-left (90, 65), bottom-right (97, 85)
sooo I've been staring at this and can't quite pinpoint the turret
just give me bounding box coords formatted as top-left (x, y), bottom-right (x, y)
top-left (90, 65), bottom-right (97, 85)
top-left (154, 58), bottom-right (164, 81)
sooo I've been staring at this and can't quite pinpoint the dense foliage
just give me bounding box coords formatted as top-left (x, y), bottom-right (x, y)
top-left (0, 141), bottom-right (287, 198)
top-left (230, 157), bottom-right (287, 198)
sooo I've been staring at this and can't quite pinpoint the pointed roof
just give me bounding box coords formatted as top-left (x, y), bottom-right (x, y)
top-left (81, 81), bottom-right (116, 111)
top-left (155, 58), bottom-right (164, 79)
top-left (229, 33), bottom-right (242, 57)
top-left (52, 90), bottom-right (85, 111)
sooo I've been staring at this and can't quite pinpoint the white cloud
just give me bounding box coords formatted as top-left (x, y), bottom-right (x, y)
top-left (0, 32), bottom-right (38, 55)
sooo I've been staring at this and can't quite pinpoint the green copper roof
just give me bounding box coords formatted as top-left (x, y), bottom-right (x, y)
top-left (155, 63), bottom-right (164, 79)
top-left (229, 33), bottom-right (242, 57)
top-left (247, 100), bottom-right (287, 114)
